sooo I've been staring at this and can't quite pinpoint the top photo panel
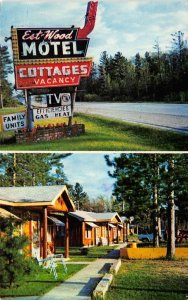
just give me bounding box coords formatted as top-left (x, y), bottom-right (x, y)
top-left (0, 0), bottom-right (188, 152)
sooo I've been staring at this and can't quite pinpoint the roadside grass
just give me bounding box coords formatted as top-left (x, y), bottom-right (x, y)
top-left (0, 111), bottom-right (188, 151)
top-left (0, 263), bottom-right (86, 297)
top-left (105, 259), bottom-right (188, 300)
top-left (56, 245), bottom-right (117, 262)
top-left (0, 106), bottom-right (25, 115)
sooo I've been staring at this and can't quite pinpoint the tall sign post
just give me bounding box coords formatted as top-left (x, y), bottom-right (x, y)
top-left (10, 1), bottom-right (98, 135)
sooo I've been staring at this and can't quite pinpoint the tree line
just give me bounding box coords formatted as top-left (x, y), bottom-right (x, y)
top-left (80, 31), bottom-right (188, 103)
top-left (105, 153), bottom-right (188, 257)
top-left (0, 153), bottom-right (110, 211)
top-left (0, 31), bottom-right (187, 106)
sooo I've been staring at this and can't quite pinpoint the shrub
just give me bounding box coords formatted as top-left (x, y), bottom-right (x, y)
top-left (0, 217), bottom-right (39, 288)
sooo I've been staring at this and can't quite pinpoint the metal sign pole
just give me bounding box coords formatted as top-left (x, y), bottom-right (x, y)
top-left (68, 86), bottom-right (77, 126)
top-left (25, 89), bottom-right (34, 131)
top-left (25, 89), bottom-right (28, 130)
top-left (0, 79), bottom-right (3, 109)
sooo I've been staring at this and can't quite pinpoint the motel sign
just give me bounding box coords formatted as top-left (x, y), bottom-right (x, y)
top-left (9, 1), bottom-right (98, 131)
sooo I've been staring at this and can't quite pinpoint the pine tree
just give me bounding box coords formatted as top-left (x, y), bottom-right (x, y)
top-left (166, 158), bottom-right (175, 259)
top-left (71, 182), bottom-right (89, 210)
top-left (0, 45), bottom-right (14, 108)
top-left (134, 53), bottom-right (142, 98)
top-left (105, 154), bottom-right (152, 226)
top-left (105, 153), bottom-right (188, 250)
top-left (0, 217), bottom-right (38, 288)
top-left (171, 31), bottom-right (187, 70)
top-left (98, 51), bottom-right (111, 96)
top-left (0, 153), bottom-right (71, 187)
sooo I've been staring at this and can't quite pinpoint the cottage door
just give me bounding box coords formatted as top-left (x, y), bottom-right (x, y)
top-left (32, 216), bottom-right (41, 259)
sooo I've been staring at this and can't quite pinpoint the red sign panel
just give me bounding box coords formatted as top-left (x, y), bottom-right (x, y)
top-left (15, 60), bottom-right (92, 89)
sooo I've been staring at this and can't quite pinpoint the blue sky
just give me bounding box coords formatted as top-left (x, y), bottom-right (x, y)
top-left (0, 0), bottom-right (188, 64)
top-left (62, 153), bottom-right (116, 199)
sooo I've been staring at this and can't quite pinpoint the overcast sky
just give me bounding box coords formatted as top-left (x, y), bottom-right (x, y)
top-left (0, 0), bottom-right (188, 63)
top-left (62, 153), bottom-right (116, 199)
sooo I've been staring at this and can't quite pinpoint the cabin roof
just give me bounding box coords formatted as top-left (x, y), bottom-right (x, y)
top-left (88, 212), bottom-right (122, 222)
top-left (69, 211), bottom-right (122, 223)
top-left (69, 210), bottom-right (96, 222)
top-left (0, 185), bottom-right (75, 210)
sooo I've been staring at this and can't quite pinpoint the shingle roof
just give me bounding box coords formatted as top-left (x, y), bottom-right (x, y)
top-left (0, 185), bottom-right (68, 204)
top-left (69, 210), bottom-right (96, 222)
top-left (69, 211), bottom-right (122, 222)
top-left (88, 212), bottom-right (122, 222)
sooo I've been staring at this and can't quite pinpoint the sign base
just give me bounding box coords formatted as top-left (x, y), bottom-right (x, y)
top-left (15, 123), bottom-right (85, 144)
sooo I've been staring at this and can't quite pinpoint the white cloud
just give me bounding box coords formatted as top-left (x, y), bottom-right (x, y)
top-left (62, 154), bottom-right (115, 199)
top-left (123, 33), bottom-right (140, 43)
top-left (2, 0), bottom-right (83, 3)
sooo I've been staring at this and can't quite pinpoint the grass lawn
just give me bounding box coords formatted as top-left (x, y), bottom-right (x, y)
top-left (105, 259), bottom-right (188, 300)
top-left (0, 111), bottom-right (188, 151)
top-left (0, 263), bottom-right (86, 297)
top-left (0, 106), bottom-right (25, 115)
top-left (56, 245), bottom-right (117, 262)
top-left (0, 245), bottom-right (117, 297)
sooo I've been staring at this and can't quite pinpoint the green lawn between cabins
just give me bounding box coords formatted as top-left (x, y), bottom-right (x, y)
top-left (56, 245), bottom-right (117, 261)
top-left (0, 107), bottom-right (188, 151)
top-left (0, 245), bottom-right (116, 297)
top-left (105, 259), bottom-right (188, 300)
top-left (0, 263), bottom-right (86, 297)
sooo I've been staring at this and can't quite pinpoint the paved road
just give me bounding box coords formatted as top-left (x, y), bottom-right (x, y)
top-left (75, 102), bottom-right (188, 134)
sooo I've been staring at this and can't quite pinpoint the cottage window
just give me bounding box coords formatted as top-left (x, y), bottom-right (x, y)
top-left (85, 227), bottom-right (91, 239)
top-left (96, 227), bottom-right (100, 237)
top-left (57, 226), bottom-right (64, 237)
top-left (47, 225), bottom-right (53, 242)
top-left (102, 226), bottom-right (106, 237)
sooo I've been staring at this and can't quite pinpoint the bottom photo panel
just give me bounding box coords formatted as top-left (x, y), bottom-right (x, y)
top-left (0, 152), bottom-right (188, 300)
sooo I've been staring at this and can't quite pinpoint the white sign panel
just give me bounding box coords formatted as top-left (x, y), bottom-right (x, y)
top-left (33, 106), bottom-right (71, 120)
top-left (31, 93), bottom-right (71, 108)
top-left (2, 112), bottom-right (27, 131)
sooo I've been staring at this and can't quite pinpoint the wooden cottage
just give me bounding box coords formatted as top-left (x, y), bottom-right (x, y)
top-left (68, 211), bottom-right (125, 247)
top-left (0, 186), bottom-right (75, 259)
top-left (89, 212), bottom-right (124, 245)
top-left (68, 211), bottom-right (98, 247)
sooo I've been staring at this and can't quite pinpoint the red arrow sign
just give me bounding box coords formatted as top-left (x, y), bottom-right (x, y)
top-left (77, 1), bottom-right (98, 39)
